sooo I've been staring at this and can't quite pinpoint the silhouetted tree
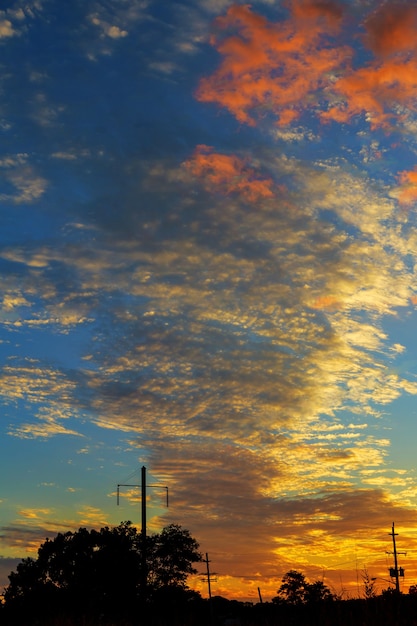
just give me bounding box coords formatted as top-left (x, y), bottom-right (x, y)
top-left (273, 569), bottom-right (334, 605)
top-left (4, 522), bottom-right (141, 616)
top-left (381, 586), bottom-right (397, 598)
top-left (274, 569), bottom-right (308, 604)
top-left (147, 523), bottom-right (202, 591)
top-left (304, 579), bottom-right (334, 603)
top-left (3, 521), bottom-right (202, 623)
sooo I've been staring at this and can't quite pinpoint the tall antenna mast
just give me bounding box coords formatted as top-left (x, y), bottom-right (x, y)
top-left (117, 466), bottom-right (168, 598)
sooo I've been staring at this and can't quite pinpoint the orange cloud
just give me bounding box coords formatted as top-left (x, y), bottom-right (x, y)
top-left (321, 3), bottom-right (417, 128)
top-left (397, 167), bottom-right (417, 206)
top-left (184, 144), bottom-right (275, 202)
top-left (196, 2), bottom-right (349, 126)
top-left (293, 0), bottom-right (343, 20)
top-left (322, 58), bottom-right (417, 129)
top-left (197, 2), bottom-right (417, 131)
top-left (310, 295), bottom-right (341, 311)
top-left (364, 2), bottom-right (417, 56)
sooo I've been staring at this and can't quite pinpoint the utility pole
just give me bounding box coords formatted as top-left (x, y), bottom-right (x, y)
top-left (117, 466), bottom-right (168, 599)
top-left (201, 553), bottom-right (217, 626)
top-left (387, 522), bottom-right (406, 594)
top-left (204, 553), bottom-right (214, 600)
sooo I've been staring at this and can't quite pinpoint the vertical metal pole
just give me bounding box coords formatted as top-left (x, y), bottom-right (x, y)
top-left (117, 467), bottom-right (167, 602)
top-left (141, 466), bottom-right (146, 540)
top-left (205, 553), bottom-right (214, 626)
top-left (141, 465), bottom-right (147, 597)
top-left (391, 522), bottom-right (400, 594)
top-left (205, 553), bottom-right (212, 600)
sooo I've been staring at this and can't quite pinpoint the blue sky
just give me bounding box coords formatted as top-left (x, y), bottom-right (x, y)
top-left (2, 0), bottom-right (417, 601)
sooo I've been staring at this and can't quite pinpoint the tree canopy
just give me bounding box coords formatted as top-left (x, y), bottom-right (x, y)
top-left (273, 569), bottom-right (334, 605)
top-left (3, 521), bottom-right (202, 622)
top-left (147, 523), bottom-right (202, 590)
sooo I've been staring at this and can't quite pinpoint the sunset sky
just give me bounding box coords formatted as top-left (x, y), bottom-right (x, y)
top-left (2, 0), bottom-right (417, 602)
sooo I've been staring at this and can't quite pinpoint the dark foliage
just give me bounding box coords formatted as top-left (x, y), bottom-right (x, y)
top-left (2, 521), bottom-right (202, 625)
top-left (273, 569), bottom-right (335, 605)
top-left (147, 523), bottom-right (201, 592)
top-left (4, 556), bottom-right (417, 626)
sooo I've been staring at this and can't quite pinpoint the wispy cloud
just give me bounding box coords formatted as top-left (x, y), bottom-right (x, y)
top-left (0, 157), bottom-right (47, 204)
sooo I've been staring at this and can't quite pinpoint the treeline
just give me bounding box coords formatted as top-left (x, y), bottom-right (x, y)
top-left (1, 522), bottom-right (417, 625)
top-left (244, 593), bottom-right (417, 626)
top-left (0, 521), bottom-right (202, 625)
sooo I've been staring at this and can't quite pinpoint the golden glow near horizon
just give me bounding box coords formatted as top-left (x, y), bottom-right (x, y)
top-left (2, 0), bottom-right (417, 603)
